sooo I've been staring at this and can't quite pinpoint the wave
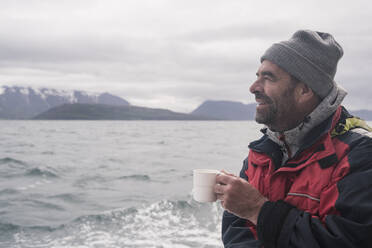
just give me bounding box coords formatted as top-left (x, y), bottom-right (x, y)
top-left (70, 199), bottom-right (223, 247)
top-left (5, 199), bottom-right (224, 248)
top-left (25, 167), bottom-right (58, 178)
top-left (0, 157), bottom-right (28, 178)
top-left (0, 157), bottom-right (26, 165)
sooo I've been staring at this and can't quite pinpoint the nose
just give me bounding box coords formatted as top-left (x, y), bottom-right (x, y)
top-left (250, 78), bottom-right (263, 95)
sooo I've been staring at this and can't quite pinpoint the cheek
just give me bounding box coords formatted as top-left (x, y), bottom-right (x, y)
top-left (274, 92), bottom-right (298, 113)
top-left (262, 87), bottom-right (276, 102)
top-left (280, 95), bottom-right (298, 112)
top-left (265, 85), bottom-right (297, 110)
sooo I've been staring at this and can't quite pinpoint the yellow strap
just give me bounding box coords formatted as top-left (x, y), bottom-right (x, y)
top-left (331, 117), bottom-right (372, 137)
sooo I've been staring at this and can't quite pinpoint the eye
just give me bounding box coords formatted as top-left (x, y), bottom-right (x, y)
top-left (264, 75), bottom-right (274, 81)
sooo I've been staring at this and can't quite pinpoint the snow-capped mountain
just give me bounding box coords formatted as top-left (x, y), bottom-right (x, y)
top-left (0, 86), bottom-right (129, 119)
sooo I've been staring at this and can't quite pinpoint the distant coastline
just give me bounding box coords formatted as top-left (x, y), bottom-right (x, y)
top-left (32, 103), bottom-right (218, 121)
top-left (1, 85), bottom-right (372, 120)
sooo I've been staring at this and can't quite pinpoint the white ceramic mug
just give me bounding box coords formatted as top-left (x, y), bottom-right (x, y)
top-left (193, 169), bottom-right (219, 202)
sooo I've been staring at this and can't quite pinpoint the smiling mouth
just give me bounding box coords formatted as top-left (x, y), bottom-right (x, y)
top-left (256, 100), bottom-right (272, 110)
top-left (254, 93), bottom-right (272, 106)
top-left (256, 99), bottom-right (269, 106)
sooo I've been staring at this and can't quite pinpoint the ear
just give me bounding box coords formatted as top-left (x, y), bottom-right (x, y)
top-left (295, 83), bottom-right (316, 103)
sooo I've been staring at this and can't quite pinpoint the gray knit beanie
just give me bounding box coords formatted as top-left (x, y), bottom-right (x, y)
top-left (260, 30), bottom-right (343, 99)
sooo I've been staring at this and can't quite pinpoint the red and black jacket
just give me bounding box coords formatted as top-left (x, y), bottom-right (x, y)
top-left (222, 106), bottom-right (372, 248)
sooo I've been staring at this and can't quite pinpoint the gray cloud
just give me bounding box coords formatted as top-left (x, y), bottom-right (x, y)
top-left (0, 0), bottom-right (371, 112)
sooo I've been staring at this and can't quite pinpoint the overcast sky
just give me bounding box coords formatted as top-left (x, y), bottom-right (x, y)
top-left (0, 0), bottom-right (371, 112)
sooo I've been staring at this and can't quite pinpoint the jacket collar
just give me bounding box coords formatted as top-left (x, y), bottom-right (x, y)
top-left (249, 106), bottom-right (343, 170)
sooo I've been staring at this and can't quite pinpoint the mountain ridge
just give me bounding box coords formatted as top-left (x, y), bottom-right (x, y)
top-left (33, 103), bottom-right (216, 120)
top-left (191, 100), bottom-right (256, 120)
top-left (0, 85), bottom-right (129, 119)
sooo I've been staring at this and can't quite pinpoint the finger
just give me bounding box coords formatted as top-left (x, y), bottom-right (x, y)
top-left (214, 183), bottom-right (226, 194)
top-left (220, 170), bottom-right (236, 177)
top-left (216, 193), bottom-right (224, 201)
top-left (216, 173), bottom-right (235, 185)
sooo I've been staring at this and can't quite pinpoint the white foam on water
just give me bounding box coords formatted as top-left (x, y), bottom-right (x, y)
top-left (10, 199), bottom-right (224, 248)
top-left (16, 179), bottom-right (53, 191)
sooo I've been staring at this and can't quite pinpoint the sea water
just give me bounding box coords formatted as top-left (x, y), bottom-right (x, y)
top-left (0, 120), bottom-right (262, 248)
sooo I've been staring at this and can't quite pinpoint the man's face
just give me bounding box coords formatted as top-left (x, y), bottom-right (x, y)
top-left (250, 60), bottom-right (300, 131)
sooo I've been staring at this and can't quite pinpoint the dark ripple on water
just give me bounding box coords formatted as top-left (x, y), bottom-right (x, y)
top-left (118, 174), bottom-right (151, 181)
top-left (0, 222), bottom-right (21, 233)
top-left (21, 198), bottom-right (66, 212)
top-left (0, 165), bottom-right (59, 179)
top-left (15, 143), bottom-right (35, 148)
top-left (25, 167), bottom-right (59, 178)
top-left (48, 193), bottom-right (85, 204)
top-left (0, 188), bottom-right (20, 196)
top-left (0, 157), bottom-right (27, 166)
top-left (41, 151), bottom-right (55, 155)
top-left (0, 157), bottom-right (29, 178)
top-left (2, 157), bottom-right (55, 177)
top-left (0, 221), bottom-right (59, 235)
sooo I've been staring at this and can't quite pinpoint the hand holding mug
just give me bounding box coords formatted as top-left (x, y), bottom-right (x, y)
top-left (214, 171), bottom-right (268, 225)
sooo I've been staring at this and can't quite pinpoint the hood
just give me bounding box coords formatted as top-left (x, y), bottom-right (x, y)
top-left (265, 85), bottom-right (347, 164)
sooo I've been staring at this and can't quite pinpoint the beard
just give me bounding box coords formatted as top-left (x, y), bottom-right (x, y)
top-left (255, 104), bottom-right (276, 125)
top-left (253, 89), bottom-right (298, 131)
top-left (254, 93), bottom-right (277, 126)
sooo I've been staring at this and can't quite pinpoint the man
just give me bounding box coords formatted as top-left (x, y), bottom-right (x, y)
top-left (214, 30), bottom-right (372, 247)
